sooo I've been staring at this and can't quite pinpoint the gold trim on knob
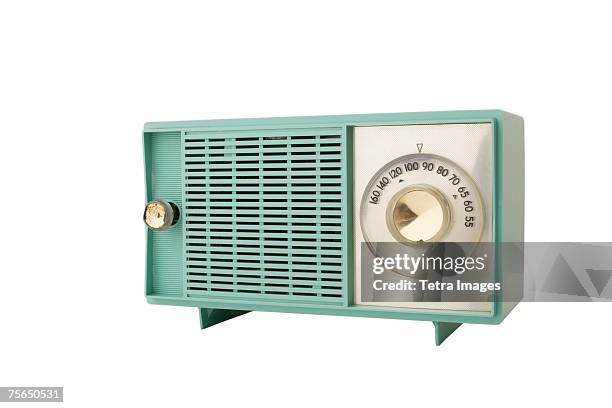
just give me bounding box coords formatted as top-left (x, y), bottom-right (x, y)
top-left (386, 185), bottom-right (450, 245)
top-left (143, 200), bottom-right (180, 231)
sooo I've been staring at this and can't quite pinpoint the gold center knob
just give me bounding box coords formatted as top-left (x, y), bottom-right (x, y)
top-left (388, 186), bottom-right (449, 244)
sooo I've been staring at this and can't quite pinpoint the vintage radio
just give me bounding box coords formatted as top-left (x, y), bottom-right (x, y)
top-left (143, 110), bottom-right (524, 344)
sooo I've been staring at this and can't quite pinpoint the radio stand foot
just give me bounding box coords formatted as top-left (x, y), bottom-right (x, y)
top-left (199, 308), bottom-right (250, 330)
top-left (433, 321), bottom-right (462, 345)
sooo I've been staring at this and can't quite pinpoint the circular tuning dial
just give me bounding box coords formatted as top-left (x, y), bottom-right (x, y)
top-left (361, 153), bottom-right (484, 253)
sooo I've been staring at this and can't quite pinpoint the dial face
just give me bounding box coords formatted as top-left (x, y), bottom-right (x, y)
top-left (360, 153), bottom-right (484, 250)
top-left (353, 123), bottom-right (493, 311)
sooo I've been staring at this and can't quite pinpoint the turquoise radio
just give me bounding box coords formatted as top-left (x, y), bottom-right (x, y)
top-left (143, 110), bottom-right (524, 344)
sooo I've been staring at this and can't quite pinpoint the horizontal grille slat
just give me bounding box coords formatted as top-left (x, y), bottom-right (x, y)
top-left (186, 260), bottom-right (342, 271)
top-left (189, 230), bottom-right (343, 236)
top-left (188, 276), bottom-right (342, 287)
top-left (184, 154), bottom-right (340, 163)
top-left (185, 209), bottom-right (342, 217)
top-left (184, 145), bottom-right (342, 154)
top-left (186, 290), bottom-right (343, 304)
top-left (185, 162), bottom-right (341, 169)
top-left (183, 130), bottom-right (347, 305)
top-left (185, 135), bottom-right (340, 145)
top-left (186, 254), bottom-right (341, 264)
top-left (186, 237), bottom-right (342, 246)
top-left (188, 283), bottom-right (343, 295)
top-left (185, 170), bottom-right (342, 176)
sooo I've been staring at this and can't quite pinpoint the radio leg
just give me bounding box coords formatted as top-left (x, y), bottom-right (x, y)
top-left (433, 321), bottom-right (462, 345)
top-left (199, 308), bottom-right (250, 330)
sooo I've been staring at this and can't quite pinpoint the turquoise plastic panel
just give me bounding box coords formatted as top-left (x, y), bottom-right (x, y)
top-left (144, 131), bottom-right (183, 297)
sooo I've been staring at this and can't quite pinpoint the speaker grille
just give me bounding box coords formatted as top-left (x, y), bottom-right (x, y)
top-left (183, 128), bottom-right (347, 304)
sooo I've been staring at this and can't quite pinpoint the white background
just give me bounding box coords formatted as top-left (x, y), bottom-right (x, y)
top-left (1, 1), bottom-right (610, 407)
